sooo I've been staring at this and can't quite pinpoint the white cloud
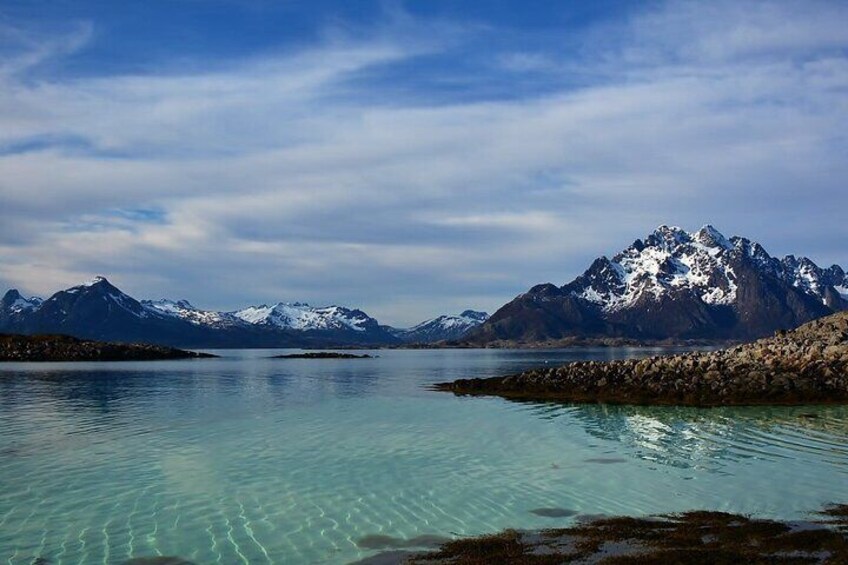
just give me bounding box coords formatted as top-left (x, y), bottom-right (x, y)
top-left (0, 1), bottom-right (847, 325)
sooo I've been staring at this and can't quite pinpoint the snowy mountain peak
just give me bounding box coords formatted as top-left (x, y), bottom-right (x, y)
top-left (645, 225), bottom-right (689, 249)
top-left (574, 226), bottom-right (833, 313)
top-left (232, 302), bottom-right (376, 332)
top-left (695, 224), bottom-right (732, 250)
top-left (563, 226), bottom-right (848, 313)
top-left (395, 310), bottom-right (490, 342)
top-left (145, 298), bottom-right (195, 310)
top-left (459, 310), bottom-right (489, 322)
top-left (582, 225), bottom-right (737, 310)
top-left (1, 290), bottom-right (43, 313)
top-left (141, 298), bottom-right (237, 327)
top-left (31, 277), bottom-right (154, 321)
top-left (64, 276), bottom-right (120, 296)
top-left (81, 275), bottom-right (110, 287)
top-left (472, 225), bottom-right (847, 344)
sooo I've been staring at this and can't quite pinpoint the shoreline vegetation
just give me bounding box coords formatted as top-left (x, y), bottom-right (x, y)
top-left (436, 312), bottom-right (848, 406)
top-left (0, 334), bottom-right (216, 362)
top-left (355, 503), bottom-right (848, 564)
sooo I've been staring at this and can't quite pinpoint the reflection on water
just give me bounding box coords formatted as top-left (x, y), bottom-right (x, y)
top-left (520, 401), bottom-right (848, 473)
top-left (0, 348), bottom-right (846, 564)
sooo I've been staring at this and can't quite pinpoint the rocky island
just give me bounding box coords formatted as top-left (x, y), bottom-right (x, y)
top-left (437, 312), bottom-right (848, 406)
top-left (0, 334), bottom-right (216, 362)
top-left (272, 352), bottom-right (375, 359)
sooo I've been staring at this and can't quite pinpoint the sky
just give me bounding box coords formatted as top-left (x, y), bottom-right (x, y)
top-left (1, 0), bottom-right (847, 326)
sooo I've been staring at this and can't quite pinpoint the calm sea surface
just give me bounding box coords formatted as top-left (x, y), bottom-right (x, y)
top-left (1, 348), bottom-right (846, 564)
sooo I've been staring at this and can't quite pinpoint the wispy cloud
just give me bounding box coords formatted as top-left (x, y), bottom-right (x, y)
top-left (0, 0), bottom-right (846, 325)
top-left (0, 20), bottom-right (94, 77)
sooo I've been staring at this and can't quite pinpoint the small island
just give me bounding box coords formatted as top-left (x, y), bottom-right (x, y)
top-left (272, 352), bottom-right (375, 359)
top-left (0, 334), bottom-right (216, 362)
top-left (436, 312), bottom-right (848, 406)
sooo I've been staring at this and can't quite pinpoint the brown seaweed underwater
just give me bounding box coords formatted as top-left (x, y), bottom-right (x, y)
top-left (351, 504), bottom-right (848, 564)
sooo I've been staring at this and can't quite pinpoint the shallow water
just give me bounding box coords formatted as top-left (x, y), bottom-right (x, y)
top-left (1, 348), bottom-right (846, 564)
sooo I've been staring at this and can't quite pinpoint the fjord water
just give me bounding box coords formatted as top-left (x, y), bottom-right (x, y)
top-left (1, 349), bottom-right (846, 564)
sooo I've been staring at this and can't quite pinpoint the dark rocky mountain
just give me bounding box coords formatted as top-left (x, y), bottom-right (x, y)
top-left (468, 225), bottom-right (848, 343)
top-left (393, 310), bottom-right (490, 343)
top-left (0, 289), bottom-right (43, 329)
top-left (0, 277), bottom-right (399, 348)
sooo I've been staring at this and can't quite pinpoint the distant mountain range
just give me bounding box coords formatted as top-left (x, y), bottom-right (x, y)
top-left (467, 225), bottom-right (847, 343)
top-left (0, 277), bottom-right (488, 347)
top-left (391, 310), bottom-right (490, 343)
top-left (3, 225), bottom-right (844, 348)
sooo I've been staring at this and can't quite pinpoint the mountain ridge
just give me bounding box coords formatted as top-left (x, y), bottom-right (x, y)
top-left (467, 225), bottom-right (847, 343)
top-left (0, 278), bottom-right (485, 347)
top-left (392, 310), bottom-right (490, 343)
top-left (4, 225), bottom-right (844, 347)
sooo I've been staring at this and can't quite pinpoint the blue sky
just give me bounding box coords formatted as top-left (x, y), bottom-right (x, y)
top-left (1, 0), bottom-right (847, 325)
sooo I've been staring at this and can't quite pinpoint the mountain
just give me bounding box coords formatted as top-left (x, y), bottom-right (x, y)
top-left (0, 278), bottom-right (398, 348)
top-left (231, 302), bottom-right (397, 344)
top-left (468, 225), bottom-right (848, 343)
top-left (394, 310), bottom-right (490, 343)
top-left (141, 299), bottom-right (243, 328)
top-left (0, 289), bottom-right (43, 328)
top-left (1, 290), bottom-right (43, 313)
top-left (0, 277), bottom-right (261, 347)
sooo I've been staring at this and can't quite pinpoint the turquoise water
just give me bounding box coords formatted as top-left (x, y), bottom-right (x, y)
top-left (1, 348), bottom-right (846, 564)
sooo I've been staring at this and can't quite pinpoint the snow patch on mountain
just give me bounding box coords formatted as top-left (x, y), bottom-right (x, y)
top-left (8, 296), bottom-right (43, 313)
top-left (410, 310), bottom-right (489, 331)
top-left (65, 276), bottom-right (109, 294)
top-left (82, 276), bottom-right (109, 287)
top-left (233, 303), bottom-right (373, 332)
top-left (111, 292), bottom-right (149, 318)
top-left (142, 299), bottom-right (238, 327)
top-left (572, 225), bottom-right (739, 311)
top-left (782, 256), bottom-right (825, 298)
top-left (395, 310), bottom-right (490, 342)
top-left (567, 225), bottom-right (842, 312)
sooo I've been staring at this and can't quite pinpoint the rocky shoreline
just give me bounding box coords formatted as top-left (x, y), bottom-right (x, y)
top-left (436, 312), bottom-right (848, 406)
top-left (0, 334), bottom-right (216, 362)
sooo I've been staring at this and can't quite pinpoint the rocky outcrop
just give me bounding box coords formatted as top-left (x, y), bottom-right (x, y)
top-left (438, 312), bottom-right (848, 406)
top-left (272, 352), bottom-right (374, 359)
top-left (0, 334), bottom-right (215, 362)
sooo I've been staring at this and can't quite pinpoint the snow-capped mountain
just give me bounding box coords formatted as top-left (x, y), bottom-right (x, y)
top-left (1, 290), bottom-right (42, 314)
top-left (565, 225), bottom-right (739, 310)
top-left (395, 310), bottom-right (490, 343)
top-left (469, 225), bottom-right (847, 342)
top-left (142, 299), bottom-right (241, 328)
top-left (0, 289), bottom-right (44, 328)
top-left (230, 302), bottom-right (397, 343)
top-left (233, 303), bottom-right (378, 332)
top-left (0, 277), bottom-right (400, 347)
top-left (0, 276), bottom-right (180, 343)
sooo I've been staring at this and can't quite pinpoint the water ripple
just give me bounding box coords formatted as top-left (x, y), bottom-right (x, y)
top-left (1, 350), bottom-right (847, 563)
